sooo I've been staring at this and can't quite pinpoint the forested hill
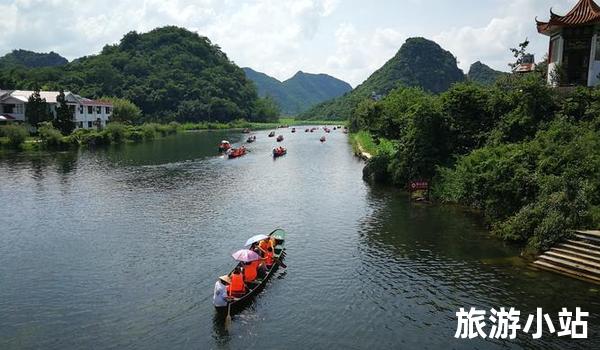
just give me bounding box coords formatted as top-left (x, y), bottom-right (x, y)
top-left (0, 49), bottom-right (68, 69)
top-left (0, 27), bottom-right (266, 122)
top-left (300, 37), bottom-right (465, 120)
top-left (243, 68), bottom-right (352, 115)
top-left (467, 61), bottom-right (508, 85)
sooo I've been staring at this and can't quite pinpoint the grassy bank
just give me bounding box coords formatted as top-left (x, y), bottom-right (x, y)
top-left (0, 118), bottom-right (346, 152)
top-left (350, 131), bottom-right (395, 157)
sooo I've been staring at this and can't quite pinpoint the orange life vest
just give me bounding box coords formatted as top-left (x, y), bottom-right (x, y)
top-left (259, 240), bottom-right (270, 252)
top-left (265, 251), bottom-right (274, 266)
top-left (228, 273), bottom-right (245, 296)
top-left (244, 261), bottom-right (259, 282)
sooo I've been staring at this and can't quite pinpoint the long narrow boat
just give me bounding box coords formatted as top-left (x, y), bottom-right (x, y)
top-left (215, 229), bottom-right (287, 310)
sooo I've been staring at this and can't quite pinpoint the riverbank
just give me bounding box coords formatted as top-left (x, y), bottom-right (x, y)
top-left (350, 131), bottom-right (394, 160)
top-left (0, 118), bottom-right (343, 152)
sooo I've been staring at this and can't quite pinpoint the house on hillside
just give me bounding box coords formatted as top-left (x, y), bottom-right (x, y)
top-left (537, 0), bottom-right (600, 86)
top-left (0, 90), bottom-right (112, 129)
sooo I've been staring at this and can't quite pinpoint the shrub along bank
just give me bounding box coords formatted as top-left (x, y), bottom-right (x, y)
top-left (350, 74), bottom-right (600, 253)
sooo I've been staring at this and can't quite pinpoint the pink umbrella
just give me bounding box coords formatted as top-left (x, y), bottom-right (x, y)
top-left (231, 249), bottom-right (260, 262)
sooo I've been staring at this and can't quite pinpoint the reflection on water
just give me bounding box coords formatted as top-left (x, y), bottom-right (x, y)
top-left (1, 129), bottom-right (599, 350)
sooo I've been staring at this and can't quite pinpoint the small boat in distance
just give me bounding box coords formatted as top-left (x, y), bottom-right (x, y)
top-left (268, 131), bottom-right (276, 137)
top-left (320, 136), bottom-right (326, 142)
top-left (291, 128), bottom-right (296, 133)
top-left (228, 146), bottom-right (247, 159)
top-left (305, 128), bottom-right (309, 132)
top-left (219, 140), bottom-right (231, 152)
top-left (277, 135), bottom-right (284, 142)
top-left (273, 146), bottom-right (287, 158)
top-left (242, 128), bottom-right (251, 134)
top-left (246, 135), bottom-right (256, 143)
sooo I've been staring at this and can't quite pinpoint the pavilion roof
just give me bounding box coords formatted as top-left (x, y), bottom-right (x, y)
top-left (536, 0), bottom-right (600, 35)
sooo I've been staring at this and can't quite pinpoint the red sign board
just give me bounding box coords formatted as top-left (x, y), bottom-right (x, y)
top-left (409, 180), bottom-right (429, 191)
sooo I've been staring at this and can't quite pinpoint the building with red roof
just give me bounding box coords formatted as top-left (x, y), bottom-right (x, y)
top-left (537, 0), bottom-right (600, 86)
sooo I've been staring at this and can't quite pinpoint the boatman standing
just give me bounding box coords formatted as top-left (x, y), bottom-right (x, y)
top-left (213, 275), bottom-right (230, 307)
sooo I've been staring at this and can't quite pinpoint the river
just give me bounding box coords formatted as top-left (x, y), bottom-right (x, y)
top-left (1, 128), bottom-right (599, 349)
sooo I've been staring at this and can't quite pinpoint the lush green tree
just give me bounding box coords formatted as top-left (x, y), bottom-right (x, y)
top-left (53, 90), bottom-right (75, 135)
top-left (0, 27), bottom-right (259, 123)
top-left (2, 125), bottom-right (28, 148)
top-left (440, 83), bottom-right (498, 154)
top-left (508, 39), bottom-right (531, 70)
top-left (25, 88), bottom-right (50, 128)
top-left (252, 97), bottom-right (280, 122)
top-left (104, 97), bottom-right (142, 124)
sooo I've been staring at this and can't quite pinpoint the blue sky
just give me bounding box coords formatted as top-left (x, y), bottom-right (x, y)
top-left (0, 0), bottom-right (579, 86)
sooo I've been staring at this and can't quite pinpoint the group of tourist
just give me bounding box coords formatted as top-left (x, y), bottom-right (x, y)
top-left (213, 237), bottom-right (276, 307)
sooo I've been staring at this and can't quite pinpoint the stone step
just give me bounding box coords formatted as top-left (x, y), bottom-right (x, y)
top-left (551, 247), bottom-right (600, 264)
top-left (537, 254), bottom-right (600, 277)
top-left (574, 233), bottom-right (600, 245)
top-left (544, 250), bottom-right (600, 269)
top-left (533, 260), bottom-right (600, 284)
top-left (575, 230), bottom-right (600, 239)
top-left (565, 239), bottom-right (600, 250)
top-left (556, 243), bottom-right (600, 260)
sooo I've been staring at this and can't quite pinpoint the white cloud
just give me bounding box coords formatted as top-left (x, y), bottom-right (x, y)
top-left (325, 23), bottom-right (405, 86)
top-left (0, 0), bottom-right (587, 86)
top-left (433, 0), bottom-right (575, 73)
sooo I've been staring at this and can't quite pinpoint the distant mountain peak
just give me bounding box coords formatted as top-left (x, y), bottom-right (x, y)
top-left (300, 37), bottom-right (465, 120)
top-left (467, 61), bottom-right (508, 85)
top-left (244, 68), bottom-right (352, 115)
top-left (0, 49), bottom-right (68, 68)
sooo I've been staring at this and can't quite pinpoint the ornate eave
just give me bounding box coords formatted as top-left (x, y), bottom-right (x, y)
top-left (536, 0), bottom-right (600, 36)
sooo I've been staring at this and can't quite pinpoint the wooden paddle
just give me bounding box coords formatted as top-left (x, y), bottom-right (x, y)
top-left (225, 302), bottom-right (232, 329)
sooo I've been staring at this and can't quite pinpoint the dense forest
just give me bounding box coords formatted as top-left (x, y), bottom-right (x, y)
top-left (352, 72), bottom-right (600, 252)
top-left (0, 27), bottom-right (278, 123)
top-left (301, 38), bottom-right (465, 120)
top-left (244, 68), bottom-right (352, 115)
top-left (467, 61), bottom-right (508, 85)
top-left (0, 50), bottom-right (68, 69)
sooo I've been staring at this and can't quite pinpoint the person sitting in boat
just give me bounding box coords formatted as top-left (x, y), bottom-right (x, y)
top-left (264, 246), bottom-right (274, 269)
top-left (243, 260), bottom-right (260, 283)
top-left (213, 275), bottom-right (230, 307)
top-left (258, 238), bottom-right (272, 255)
top-left (228, 267), bottom-right (246, 297)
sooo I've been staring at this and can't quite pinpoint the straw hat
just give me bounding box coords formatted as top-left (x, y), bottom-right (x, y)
top-left (218, 275), bottom-right (231, 284)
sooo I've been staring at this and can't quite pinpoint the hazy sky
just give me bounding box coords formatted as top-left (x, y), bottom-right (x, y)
top-left (0, 0), bottom-right (579, 86)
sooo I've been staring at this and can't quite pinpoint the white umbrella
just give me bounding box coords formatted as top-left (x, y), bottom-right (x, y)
top-left (244, 234), bottom-right (270, 247)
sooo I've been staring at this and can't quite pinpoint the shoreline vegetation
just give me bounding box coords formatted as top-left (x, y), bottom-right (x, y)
top-left (350, 74), bottom-right (600, 254)
top-left (0, 118), bottom-right (343, 152)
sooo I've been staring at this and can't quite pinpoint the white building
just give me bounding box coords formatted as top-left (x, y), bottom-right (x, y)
top-left (0, 90), bottom-right (112, 129)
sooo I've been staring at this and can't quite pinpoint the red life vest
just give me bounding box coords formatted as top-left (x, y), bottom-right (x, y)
top-left (265, 251), bottom-right (274, 266)
top-left (228, 273), bottom-right (245, 296)
top-left (244, 261), bottom-right (259, 282)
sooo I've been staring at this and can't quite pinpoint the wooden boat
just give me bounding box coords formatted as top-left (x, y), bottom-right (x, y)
top-left (215, 229), bottom-right (287, 310)
top-left (320, 136), bottom-right (326, 142)
top-left (276, 135), bottom-right (284, 142)
top-left (268, 131), bottom-right (276, 137)
top-left (246, 135), bottom-right (256, 143)
top-left (218, 140), bottom-right (231, 152)
top-left (273, 147), bottom-right (287, 158)
top-left (228, 146), bottom-right (247, 159)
